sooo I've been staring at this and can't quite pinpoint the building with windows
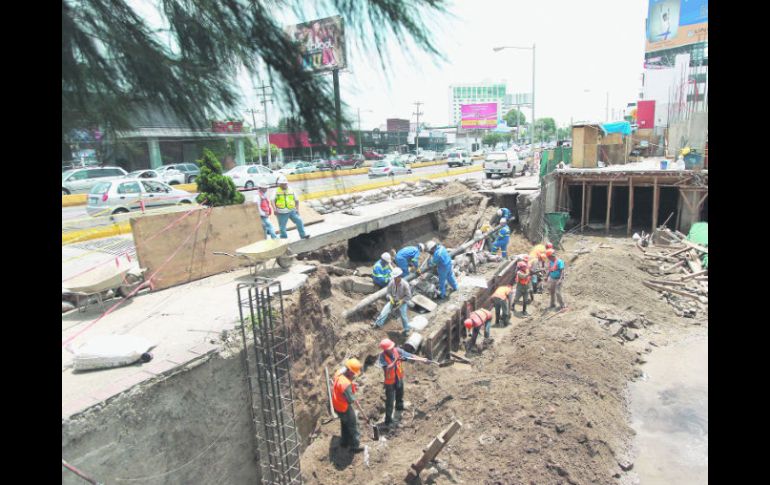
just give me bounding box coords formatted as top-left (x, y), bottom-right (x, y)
top-left (448, 82), bottom-right (507, 126)
top-left (386, 118), bottom-right (410, 132)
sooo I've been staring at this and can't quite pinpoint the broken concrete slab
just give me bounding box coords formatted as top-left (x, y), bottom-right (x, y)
top-left (412, 294), bottom-right (438, 313)
top-left (334, 276), bottom-right (378, 294)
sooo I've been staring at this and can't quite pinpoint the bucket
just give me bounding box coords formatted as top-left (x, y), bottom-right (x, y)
top-left (660, 160), bottom-right (669, 170)
top-left (403, 332), bottom-right (423, 353)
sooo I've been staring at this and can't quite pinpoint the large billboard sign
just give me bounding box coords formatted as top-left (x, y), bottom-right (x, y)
top-left (461, 103), bottom-right (498, 129)
top-left (285, 16), bottom-right (347, 73)
top-left (646, 0), bottom-right (707, 53)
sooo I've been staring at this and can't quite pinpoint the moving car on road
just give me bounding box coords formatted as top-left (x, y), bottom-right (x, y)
top-left (225, 164), bottom-right (279, 189)
top-left (157, 163), bottom-right (200, 183)
top-left (86, 178), bottom-right (196, 216)
top-left (276, 161), bottom-right (318, 175)
top-left (483, 151), bottom-right (525, 178)
top-left (62, 166), bottom-right (128, 195)
top-left (363, 150), bottom-right (384, 160)
top-left (368, 158), bottom-right (412, 178)
top-left (316, 154), bottom-right (364, 170)
top-left (126, 169), bottom-right (185, 185)
top-left (447, 151), bottom-right (472, 167)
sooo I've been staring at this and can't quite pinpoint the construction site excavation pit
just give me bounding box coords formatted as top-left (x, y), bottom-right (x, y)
top-left (62, 181), bottom-right (695, 485)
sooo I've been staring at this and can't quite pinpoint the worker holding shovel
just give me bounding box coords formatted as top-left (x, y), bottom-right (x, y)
top-left (332, 358), bottom-right (365, 453)
top-left (378, 338), bottom-right (430, 427)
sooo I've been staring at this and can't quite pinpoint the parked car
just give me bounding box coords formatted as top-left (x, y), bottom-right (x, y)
top-left (157, 163), bottom-right (200, 183)
top-left (471, 149), bottom-right (487, 157)
top-left (447, 151), bottom-right (472, 167)
top-left (224, 164), bottom-right (279, 189)
top-left (126, 169), bottom-right (185, 185)
top-left (368, 159), bottom-right (412, 178)
top-left (417, 150), bottom-right (437, 162)
top-left (86, 178), bottom-right (196, 216)
top-left (316, 154), bottom-right (364, 170)
top-left (483, 151), bottom-right (525, 178)
top-left (363, 150), bottom-right (384, 160)
top-left (277, 161), bottom-right (318, 175)
top-left (62, 166), bottom-right (128, 195)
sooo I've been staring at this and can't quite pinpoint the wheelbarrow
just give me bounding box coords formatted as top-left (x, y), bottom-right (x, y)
top-left (63, 265), bottom-right (147, 312)
top-left (214, 239), bottom-right (295, 276)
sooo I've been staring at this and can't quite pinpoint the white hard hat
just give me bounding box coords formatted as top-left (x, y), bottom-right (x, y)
top-left (391, 267), bottom-right (403, 278)
top-left (418, 243), bottom-right (425, 252)
top-left (257, 182), bottom-right (268, 190)
top-left (381, 252), bottom-right (392, 263)
top-left (276, 175), bottom-right (288, 184)
top-left (500, 218), bottom-right (507, 224)
top-left (426, 241), bottom-right (437, 252)
top-left (474, 229), bottom-right (483, 239)
top-left (497, 209), bottom-right (503, 216)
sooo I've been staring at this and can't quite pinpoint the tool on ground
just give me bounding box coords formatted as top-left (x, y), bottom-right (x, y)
top-left (406, 420), bottom-right (463, 481)
top-left (354, 399), bottom-right (380, 440)
top-left (324, 366), bottom-right (337, 418)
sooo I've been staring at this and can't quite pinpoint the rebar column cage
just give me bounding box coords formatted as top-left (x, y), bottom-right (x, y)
top-left (237, 279), bottom-right (302, 485)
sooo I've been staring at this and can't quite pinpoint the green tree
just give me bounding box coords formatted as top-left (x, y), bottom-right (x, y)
top-left (534, 118), bottom-right (557, 142)
top-left (62, 0), bottom-right (447, 140)
top-left (504, 109), bottom-right (526, 127)
top-left (195, 149), bottom-right (245, 207)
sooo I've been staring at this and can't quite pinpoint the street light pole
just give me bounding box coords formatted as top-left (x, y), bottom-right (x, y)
top-left (358, 108), bottom-right (362, 157)
top-left (492, 44), bottom-right (535, 146)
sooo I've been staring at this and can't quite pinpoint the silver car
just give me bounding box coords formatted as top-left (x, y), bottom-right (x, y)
top-left (62, 166), bottom-right (128, 195)
top-left (86, 178), bottom-right (197, 216)
top-left (126, 169), bottom-right (185, 185)
top-left (224, 164), bottom-right (279, 189)
top-left (368, 159), bottom-right (412, 178)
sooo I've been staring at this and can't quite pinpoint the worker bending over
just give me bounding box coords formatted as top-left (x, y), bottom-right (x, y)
top-left (490, 284), bottom-right (514, 327)
top-left (512, 261), bottom-right (531, 316)
top-left (491, 218), bottom-right (511, 258)
top-left (372, 252), bottom-right (393, 289)
top-left (427, 241), bottom-right (458, 300)
top-left (490, 207), bottom-right (512, 226)
top-left (546, 248), bottom-right (566, 311)
top-left (394, 243), bottom-right (425, 278)
top-left (332, 358), bottom-right (364, 452)
top-left (378, 338), bottom-right (429, 427)
top-left (372, 267), bottom-right (412, 335)
top-left (464, 307), bottom-right (494, 352)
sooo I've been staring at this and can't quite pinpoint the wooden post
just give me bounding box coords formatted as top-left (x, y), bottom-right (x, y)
top-left (651, 177), bottom-right (659, 233)
top-left (406, 420), bottom-right (463, 481)
top-left (585, 185), bottom-right (592, 227)
top-left (581, 181), bottom-right (586, 231)
top-left (627, 177), bottom-right (634, 235)
top-left (557, 176), bottom-right (564, 210)
top-left (605, 181), bottom-right (613, 234)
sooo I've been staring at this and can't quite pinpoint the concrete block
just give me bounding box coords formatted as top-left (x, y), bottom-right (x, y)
top-left (350, 276), bottom-right (377, 294)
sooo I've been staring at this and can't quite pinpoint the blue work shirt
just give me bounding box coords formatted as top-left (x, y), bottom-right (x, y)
top-left (396, 246), bottom-right (421, 267)
top-left (548, 258), bottom-right (565, 279)
top-left (430, 245), bottom-right (452, 269)
top-left (372, 260), bottom-right (392, 285)
top-left (496, 225), bottom-right (511, 241)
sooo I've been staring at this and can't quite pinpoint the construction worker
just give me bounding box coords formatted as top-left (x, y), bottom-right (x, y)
top-left (464, 307), bottom-right (494, 352)
top-left (254, 182), bottom-right (277, 239)
top-left (490, 207), bottom-right (512, 226)
top-left (490, 218), bottom-right (511, 258)
top-left (395, 243), bottom-right (425, 278)
top-left (273, 175), bottom-right (310, 240)
top-left (427, 240), bottom-right (458, 300)
top-left (530, 252), bottom-right (548, 295)
top-left (378, 338), bottom-right (429, 427)
top-left (372, 267), bottom-right (412, 335)
top-left (490, 284), bottom-right (514, 326)
top-left (332, 358), bottom-right (364, 452)
top-left (546, 249), bottom-right (566, 311)
top-left (512, 261), bottom-right (531, 316)
top-left (372, 252), bottom-right (393, 289)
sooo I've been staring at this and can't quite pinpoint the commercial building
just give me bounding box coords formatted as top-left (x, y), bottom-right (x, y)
top-left (448, 82), bottom-right (507, 126)
top-left (386, 118), bottom-right (410, 132)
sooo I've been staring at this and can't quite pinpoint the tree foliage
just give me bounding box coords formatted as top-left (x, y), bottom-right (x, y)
top-left (62, 0), bottom-right (448, 139)
top-left (504, 109), bottom-right (526, 127)
top-left (195, 149), bottom-right (245, 207)
top-left (482, 132), bottom-right (511, 147)
top-left (534, 118), bottom-right (557, 142)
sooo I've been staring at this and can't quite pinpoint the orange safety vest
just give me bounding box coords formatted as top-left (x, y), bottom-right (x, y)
top-left (492, 285), bottom-right (512, 300)
top-left (332, 372), bottom-right (354, 413)
top-left (258, 192), bottom-right (272, 216)
top-left (516, 269), bottom-right (531, 285)
top-left (469, 308), bottom-right (493, 328)
top-left (383, 349), bottom-right (404, 385)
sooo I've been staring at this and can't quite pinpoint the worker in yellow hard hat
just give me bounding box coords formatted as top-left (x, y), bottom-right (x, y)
top-left (332, 358), bottom-right (364, 452)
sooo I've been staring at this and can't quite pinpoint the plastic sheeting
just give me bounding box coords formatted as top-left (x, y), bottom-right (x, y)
top-left (601, 121), bottom-right (632, 136)
top-left (687, 222), bottom-right (708, 268)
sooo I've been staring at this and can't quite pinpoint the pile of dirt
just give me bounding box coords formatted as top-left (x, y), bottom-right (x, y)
top-left (430, 180), bottom-right (475, 198)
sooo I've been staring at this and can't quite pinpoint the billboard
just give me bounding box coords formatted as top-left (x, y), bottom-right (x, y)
top-left (646, 0), bottom-right (707, 53)
top-left (285, 16), bottom-right (347, 72)
top-left (461, 103), bottom-right (498, 129)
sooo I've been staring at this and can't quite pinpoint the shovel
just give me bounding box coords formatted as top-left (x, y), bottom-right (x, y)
top-left (354, 400), bottom-right (380, 440)
top-left (400, 355), bottom-right (453, 367)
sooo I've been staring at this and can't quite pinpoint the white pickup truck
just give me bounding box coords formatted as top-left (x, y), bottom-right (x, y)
top-left (483, 151), bottom-right (525, 178)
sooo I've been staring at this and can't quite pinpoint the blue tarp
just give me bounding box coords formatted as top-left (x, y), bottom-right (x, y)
top-left (601, 121), bottom-right (632, 136)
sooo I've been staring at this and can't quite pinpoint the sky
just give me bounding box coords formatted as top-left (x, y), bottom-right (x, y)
top-left (131, 0), bottom-right (649, 131)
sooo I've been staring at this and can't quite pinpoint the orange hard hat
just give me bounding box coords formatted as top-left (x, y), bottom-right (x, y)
top-left (379, 338), bottom-right (395, 351)
top-left (464, 318), bottom-right (473, 329)
top-left (546, 249), bottom-right (555, 257)
top-left (345, 358), bottom-right (362, 375)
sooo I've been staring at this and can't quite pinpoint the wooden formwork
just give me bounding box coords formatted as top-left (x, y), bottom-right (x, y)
top-left (423, 261), bottom-right (518, 361)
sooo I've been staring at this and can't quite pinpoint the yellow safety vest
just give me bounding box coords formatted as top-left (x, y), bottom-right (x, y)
top-left (274, 187), bottom-right (296, 210)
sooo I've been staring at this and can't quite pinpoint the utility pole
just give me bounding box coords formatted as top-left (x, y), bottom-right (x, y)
top-left (605, 91), bottom-right (610, 122)
top-left (245, 108), bottom-right (263, 165)
top-left (256, 82), bottom-right (273, 167)
top-left (358, 108), bottom-right (363, 157)
top-left (413, 101), bottom-right (423, 154)
top-left (531, 43), bottom-right (536, 148)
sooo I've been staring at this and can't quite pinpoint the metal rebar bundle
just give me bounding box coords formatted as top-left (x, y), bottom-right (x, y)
top-left (237, 279), bottom-right (302, 485)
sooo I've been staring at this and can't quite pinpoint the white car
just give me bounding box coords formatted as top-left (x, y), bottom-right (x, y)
top-left (447, 151), bottom-right (472, 167)
top-left (484, 151), bottom-right (525, 178)
top-left (126, 169), bottom-right (185, 185)
top-left (225, 164), bottom-right (279, 189)
top-left (62, 166), bottom-right (128, 195)
top-left (417, 150), bottom-right (437, 162)
top-left (86, 178), bottom-right (196, 216)
top-left (276, 161), bottom-right (318, 175)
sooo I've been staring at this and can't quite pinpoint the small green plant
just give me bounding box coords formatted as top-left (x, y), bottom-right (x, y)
top-left (195, 149), bottom-right (244, 207)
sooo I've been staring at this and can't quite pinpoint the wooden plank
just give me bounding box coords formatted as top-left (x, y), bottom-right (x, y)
top-left (605, 181), bottom-right (613, 234)
top-left (680, 269), bottom-right (708, 281)
top-left (643, 281), bottom-right (708, 303)
top-left (627, 177), bottom-right (634, 235)
top-left (585, 185), bottom-right (592, 226)
top-left (581, 181), bottom-right (587, 231)
top-left (651, 177), bottom-right (659, 233)
top-left (407, 420), bottom-right (463, 480)
top-left (449, 352), bottom-right (472, 364)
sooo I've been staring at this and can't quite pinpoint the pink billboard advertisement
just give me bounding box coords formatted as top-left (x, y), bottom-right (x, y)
top-left (461, 103), bottom-right (498, 129)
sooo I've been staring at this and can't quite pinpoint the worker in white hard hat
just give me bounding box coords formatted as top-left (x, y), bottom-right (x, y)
top-left (372, 252), bottom-right (393, 288)
top-left (272, 174), bottom-right (310, 239)
top-left (394, 242), bottom-right (425, 278)
top-left (490, 207), bottom-right (512, 226)
top-left (372, 267), bottom-right (412, 335)
top-left (490, 218), bottom-right (512, 258)
top-left (253, 182), bottom-right (277, 239)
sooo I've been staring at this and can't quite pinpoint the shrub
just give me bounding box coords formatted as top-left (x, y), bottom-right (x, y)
top-left (195, 149), bottom-right (245, 206)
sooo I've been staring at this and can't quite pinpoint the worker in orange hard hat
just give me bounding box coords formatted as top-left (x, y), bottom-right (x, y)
top-left (332, 358), bottom-right (364, 452)
top-left (378, 338), bottom-right (429, 427)
top-left (546, 249), bottom-right (566, 311)
top-left (530, 251), bottom-right (548, 295)
top-left (464, 307), bottom-right (494, 352)
top-left (490, 284), bottom-right (514, 327)
top-left (512, 261), bottom-right (532, 316)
